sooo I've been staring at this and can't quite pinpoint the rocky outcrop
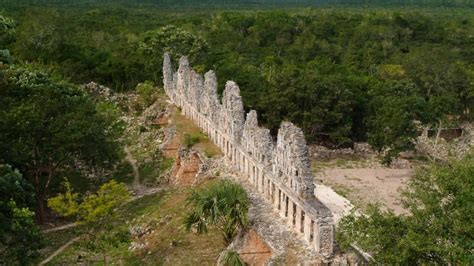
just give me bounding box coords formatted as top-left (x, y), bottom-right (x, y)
top-left (416, 123), bottom-right (473, 162)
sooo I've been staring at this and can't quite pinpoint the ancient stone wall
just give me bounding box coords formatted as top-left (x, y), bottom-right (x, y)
top-left (163, 53), bottom-right (334, 257)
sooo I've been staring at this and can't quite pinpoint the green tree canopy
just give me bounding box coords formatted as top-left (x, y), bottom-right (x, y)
top-left (139, 25), bottom-right (208, 81)
top-left (0, 15), bottom-right (16, 48)
top-left (0, 165), bottom-right (43, 265)
top-left (0, 66), bottom-right (122, 223)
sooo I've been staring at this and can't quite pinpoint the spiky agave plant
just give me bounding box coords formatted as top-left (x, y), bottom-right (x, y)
top-left (184, 180), bottom-right (249, 243)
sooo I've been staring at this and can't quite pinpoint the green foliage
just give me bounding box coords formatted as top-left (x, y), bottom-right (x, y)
top-left (0, 15), bottom-right (16, 47)
top-left (184, 180), bottom-right (249, 243)
top-left (183, 132), bottom-right (204, 148)
top-left (1, 6), bottom-right (473, 157)
top-left (48, 180), bottom-right (131, 225)
top-left (139, 25), bottom-right (208, 81)
top-left (366, 80), bottom-right (425, 163)
top-left (136, 80), bottom-right (156, 107)
top-left (0, 165), bottom-right (43, 265)
top-left (0, 165), bottom-right (35, 208)
top-left (0, 66), bottom-right (122, 222)
top-left (337, 155), bottom-right (474, 264)
top-left (223, 250), bottom-right (245, 266)
top-left (140, 24), bottom-right (207, 63)
top-left (47, 179), bottom-right (80, 219)
top-left (95, 101), bottom-right (126, 139)
top-left (48, 180), bottom-right (131, 264)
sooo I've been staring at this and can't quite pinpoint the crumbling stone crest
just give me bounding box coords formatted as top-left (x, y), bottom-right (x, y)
top-left (163, 53), bottom-right (334, 257)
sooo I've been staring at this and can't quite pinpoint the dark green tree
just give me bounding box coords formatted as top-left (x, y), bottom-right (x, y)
top-left (0, 67), bottom-right (121, 223)
top-left (366, 80), bottom-right (426, 163)
top-left (0, 165), bottom-right (43, 265)
top-left (139, 25), bottom-right (208, 81)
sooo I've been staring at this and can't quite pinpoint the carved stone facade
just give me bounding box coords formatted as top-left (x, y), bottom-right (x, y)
top-left (163, 53), bottom-right (334, 257)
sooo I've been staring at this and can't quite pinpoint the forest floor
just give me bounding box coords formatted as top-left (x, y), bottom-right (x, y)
top-left (311, 154), bottom-right (413, 216)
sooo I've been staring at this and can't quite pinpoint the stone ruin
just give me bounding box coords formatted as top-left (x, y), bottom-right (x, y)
top-left (163, 53), bottom-right (334, 257)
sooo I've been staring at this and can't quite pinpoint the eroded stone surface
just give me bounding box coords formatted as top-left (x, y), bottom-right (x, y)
top-left (171, 148), bottom-right (203, 186)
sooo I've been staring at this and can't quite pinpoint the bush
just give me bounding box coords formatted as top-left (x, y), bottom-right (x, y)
top-left (184, 180), bottom-right (249, 243)
top-left (183, 133), bottom-right (203, 148)
top-left (136, 81), bottom-right (156, 107)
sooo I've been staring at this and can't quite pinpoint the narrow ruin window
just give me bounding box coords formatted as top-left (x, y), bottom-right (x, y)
top-left (296, 170), bottom-right (299, 176)
top-left (278, 190), bottom-right (281, 210)
top-left (271, 184), bottom-right (275, 201)
top-left (300, 211), bottom-right (305, 233)
top-left (310, 220), bottom-right (315, 242)
top-left (285, 196), bottom-right (289, 217)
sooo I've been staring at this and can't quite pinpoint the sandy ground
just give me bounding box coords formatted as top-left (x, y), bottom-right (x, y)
top-left (313, 157), bottom-right (412, 216)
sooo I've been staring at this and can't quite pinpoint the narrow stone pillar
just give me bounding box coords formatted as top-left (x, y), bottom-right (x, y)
top-left (287, 199), bottom-right (294, 227)
top-left (304, 215), bottom-right (312, 242)
top-left (313, 221), bottom-right (320, 252)
top-left (295, 206), bottom-right (302, 233)
top-left (280, 193), bottom-right (287, 218)
top-left (273, 187), bottom-right (280, 210)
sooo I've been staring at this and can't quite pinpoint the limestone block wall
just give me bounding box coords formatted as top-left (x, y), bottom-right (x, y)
top-left (163, 53), bottom-right (334, 257)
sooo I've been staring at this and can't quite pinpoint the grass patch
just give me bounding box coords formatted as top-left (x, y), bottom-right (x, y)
top-left (183, 132), bottom-right (204, 148)
top-left (332, 185), bottom-right (352, 198)
top-left (173, 109), bottom-right (222, 157)
top-left (139, 157), bottom-right (174, 186)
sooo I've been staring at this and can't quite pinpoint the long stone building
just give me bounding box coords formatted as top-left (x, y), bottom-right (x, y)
top-left (163, 53), bottom-right (334, 257)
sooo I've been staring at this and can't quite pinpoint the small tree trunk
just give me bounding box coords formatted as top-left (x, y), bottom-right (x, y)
top-left (36, 192), bottom-right (46, 224)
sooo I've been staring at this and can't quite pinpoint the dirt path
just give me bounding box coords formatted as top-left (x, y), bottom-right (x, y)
top-left (42, 223), bottom-right (77, 233)
top-left (125, 146), bottom-right (140, 189)
top-left (39, 236), bottom-right (81, 265)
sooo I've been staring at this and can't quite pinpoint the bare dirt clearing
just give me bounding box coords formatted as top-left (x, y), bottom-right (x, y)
top-left (312, 155), bottom-right (412, 215)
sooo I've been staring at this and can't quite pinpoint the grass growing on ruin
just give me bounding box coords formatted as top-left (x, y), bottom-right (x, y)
top-left (41, 181), bottom-right (226, 265)
top-left (173, 109), bottom-right (222, 158)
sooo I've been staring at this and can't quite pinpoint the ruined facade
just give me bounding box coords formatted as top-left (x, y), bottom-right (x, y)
top-left (163, 53), bottom-right (334, 257)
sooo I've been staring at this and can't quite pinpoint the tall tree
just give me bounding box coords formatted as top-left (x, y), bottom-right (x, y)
top-left (0, 67), bottom-right (121, 223)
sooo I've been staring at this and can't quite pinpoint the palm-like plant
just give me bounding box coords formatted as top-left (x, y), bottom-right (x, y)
top-left (184, 180), bottom-right (249, 244)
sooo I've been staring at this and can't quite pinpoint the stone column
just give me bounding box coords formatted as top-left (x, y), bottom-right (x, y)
top-left (304, 215), bottom-right (312, 242)
top-left (273, 187), bottom-right (280, 210)
top-left (287, 199), bottom-right (294, 227)
top-left (280, 193), bottom-right (287, 218)
top-left (295, 206), bottom-right (302, 233)
top-left (313, 221), bottom-right (320, 252)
